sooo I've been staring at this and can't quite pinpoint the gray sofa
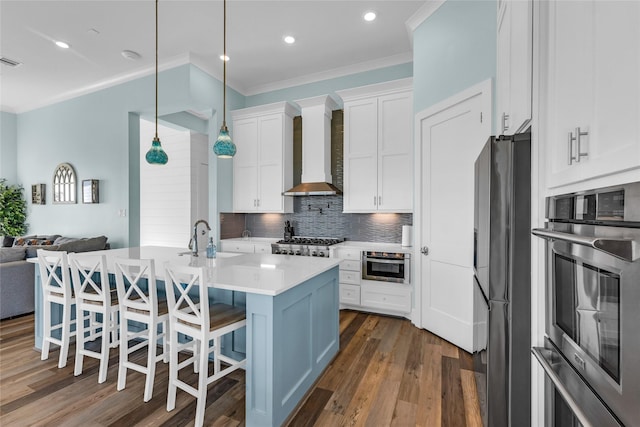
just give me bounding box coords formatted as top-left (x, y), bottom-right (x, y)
top-left (0, 235), bottom-right (109, 320)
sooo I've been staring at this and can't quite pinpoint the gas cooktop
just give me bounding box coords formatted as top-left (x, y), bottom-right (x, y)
top-left (275, 237), bottom-right (344, 246)
top-left (271, 237), bottom-right (345, 257)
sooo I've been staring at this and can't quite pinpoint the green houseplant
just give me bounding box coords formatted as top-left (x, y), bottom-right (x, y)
top-left (0, 178), bottom-right (28, 237)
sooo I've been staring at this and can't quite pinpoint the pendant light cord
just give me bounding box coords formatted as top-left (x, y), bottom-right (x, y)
top-left (155, 0), bottom-right (159, 139)
top-left (222, 0), bottom-right (227, 128)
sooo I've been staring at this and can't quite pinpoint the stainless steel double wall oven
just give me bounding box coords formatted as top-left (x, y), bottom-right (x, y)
top-left (533, 182), bottom-right (640, 427)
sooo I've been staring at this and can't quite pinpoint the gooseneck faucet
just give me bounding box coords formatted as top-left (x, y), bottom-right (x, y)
top-left (188, 219), bottom-right (211, 256)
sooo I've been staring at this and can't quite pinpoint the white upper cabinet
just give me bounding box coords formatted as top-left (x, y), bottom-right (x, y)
top-left (496, 0), bottom-right (532, 135)
top-left (541, 0), bottom-right (640, 188)
top-left (231, 102), bottom-right (299, 212)
top-left (338, 78), bottom-right (413, 213)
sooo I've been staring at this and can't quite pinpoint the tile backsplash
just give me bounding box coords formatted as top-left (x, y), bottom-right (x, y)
top-left (220, 196), bottom-right (412, 243)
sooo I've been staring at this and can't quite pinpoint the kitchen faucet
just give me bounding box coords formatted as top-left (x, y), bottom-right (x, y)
top-left (188, 219), bottom-right (211, 256)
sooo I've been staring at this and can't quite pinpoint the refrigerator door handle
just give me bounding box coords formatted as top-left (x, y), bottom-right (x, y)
top-left (473, 274), bottom-right (490, 309)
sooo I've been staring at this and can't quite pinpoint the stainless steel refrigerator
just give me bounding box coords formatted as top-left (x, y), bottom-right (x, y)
top-left (473, 132), bottom-right (531, 427)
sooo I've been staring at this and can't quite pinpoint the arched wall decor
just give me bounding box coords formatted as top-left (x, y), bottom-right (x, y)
top-left (52, 163), bottom-right (77, 204)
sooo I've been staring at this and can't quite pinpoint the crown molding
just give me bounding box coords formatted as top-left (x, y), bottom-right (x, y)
top-left (405, 0), bottom-right (447, 44)
top-left (14, 54), bottom-right (192, 114)
top-left (243, 52), bottom-right (413, 97)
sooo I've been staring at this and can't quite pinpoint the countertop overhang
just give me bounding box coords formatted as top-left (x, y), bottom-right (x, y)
top-left (30, 246), bottom-right (340, 296)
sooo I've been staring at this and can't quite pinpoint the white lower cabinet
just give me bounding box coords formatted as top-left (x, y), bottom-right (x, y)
top-left (253, 243), bottom-right (272, 254)
top-left (220, 241), bottom-right (255, 253)
top-left (220, 240), bottom-right (275, 254)
top-left (339, 284), bottom-right (361, 306)
top-left (361, 281), bottom-right (412, 314)
top-left (334, 246), bottom-right (412, 316)
top-left (335, 248), bottom-right (362, 306)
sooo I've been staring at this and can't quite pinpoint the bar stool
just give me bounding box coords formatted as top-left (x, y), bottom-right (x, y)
top-left (114, 257), bottom-right (169, 402)
top-left (164, 263), bottom-right (246, 427)
top-left (37, 249), bottom-right (78, 368)
top-left (68, 253), bottom-right (119, 383)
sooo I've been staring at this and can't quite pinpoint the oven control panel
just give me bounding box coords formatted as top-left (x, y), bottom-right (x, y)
top-left (547, 181), bottom-right (640, 224)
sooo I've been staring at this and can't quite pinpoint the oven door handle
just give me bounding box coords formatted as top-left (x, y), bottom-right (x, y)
top-left (531, 228), bottom-right (638, 262)
top-left (364, 257), bottom-right (405, 265)
top-left (532, 347), bottom-right (595, 427)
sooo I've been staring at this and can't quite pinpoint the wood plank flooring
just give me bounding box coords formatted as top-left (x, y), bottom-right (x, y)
top-left (0, 311), bottom-right (482, 426)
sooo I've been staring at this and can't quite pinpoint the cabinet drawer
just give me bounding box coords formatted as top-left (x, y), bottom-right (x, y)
top-left (220, 241), bottom-right (255, 253)
top-left (340, 284), bottom-right (361, 306)
top-left (339, 270), bottom-right (360, 285)
top-left (336, 248), bottom-right (362, 261)
top-left (361, 285), bottom-right (411, 313)
top-left (340, 259), bottom-right (360, 271)
top-left (254, 243), bottom-right (272, 254)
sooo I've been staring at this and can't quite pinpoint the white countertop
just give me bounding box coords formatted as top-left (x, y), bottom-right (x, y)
top-left (334, 241), bottom-right (414, 254)
top-left (31, 246), bottom-right (340, 296)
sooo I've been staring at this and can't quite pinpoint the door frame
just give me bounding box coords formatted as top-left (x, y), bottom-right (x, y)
top-left (411, 79), bottom-right (493, 328)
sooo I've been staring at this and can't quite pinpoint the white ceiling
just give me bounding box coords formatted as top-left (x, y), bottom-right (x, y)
top-left (0, 0), bottom-right (426, 113)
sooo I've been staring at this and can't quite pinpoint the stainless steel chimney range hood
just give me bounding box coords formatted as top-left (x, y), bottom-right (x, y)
top-left (283, 95), bottom-right (341, 196)
top-left (282, 181), bottom-right (342, 196)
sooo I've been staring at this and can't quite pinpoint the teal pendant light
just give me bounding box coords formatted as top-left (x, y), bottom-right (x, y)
top-left (145, 0), bottom-right (168, 165)
top-left (213, 0), bottom-right (236, 158)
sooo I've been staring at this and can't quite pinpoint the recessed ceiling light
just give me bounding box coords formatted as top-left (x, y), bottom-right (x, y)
top-left (283, 35), bottom-right (295, 44)
top-left (55, 40), bottom-right (70, 49)
top-left (219, 54), bottom-right (230, 61)
top-left (364, 11), bottom-right (376, 22)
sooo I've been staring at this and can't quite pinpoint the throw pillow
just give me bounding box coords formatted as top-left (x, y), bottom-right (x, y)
top-left (56, 236), bottom-right (108, 253)
top-left (0, 247), bottom-right (27, 263)
top-left (2, 236), bottom-right (15, 247)
top-left (12, 235), bottom-right (36, 247)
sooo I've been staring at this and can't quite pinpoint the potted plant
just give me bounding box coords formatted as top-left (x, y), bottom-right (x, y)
top-left (0, 178), bottom-right (28, 245)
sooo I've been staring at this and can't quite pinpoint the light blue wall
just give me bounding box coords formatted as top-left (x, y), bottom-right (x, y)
top-left (15, 64), bottom-right (233, 248)
top-left (413, 0), bottom-right (496, 114)
top-left (245, 63), bottom-right (413, 107)
top-left (0, 111), bottom-right (18, 184)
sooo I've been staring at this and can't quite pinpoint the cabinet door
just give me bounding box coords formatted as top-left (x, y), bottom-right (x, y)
top-left (497, 0), bottom-right (532, 135)
top-left (377, 92), bottom-right (413, 212)
top-left (545, 1), bottom-right (640, 188)
top-left (257, 114), bottom-right (284, 212)
top-left (233, 118), bottom-right (259, 212)
top-left (343, 98), bottom-right (378, 212)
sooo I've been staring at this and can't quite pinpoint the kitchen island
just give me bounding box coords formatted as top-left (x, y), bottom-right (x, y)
top-left (31, 246), bottom-right (341, 426)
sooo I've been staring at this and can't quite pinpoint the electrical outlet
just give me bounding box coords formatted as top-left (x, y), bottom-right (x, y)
top-left (118, 209), bottom-right (127, 217)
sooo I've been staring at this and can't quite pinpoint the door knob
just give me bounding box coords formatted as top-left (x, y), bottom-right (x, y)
top-left (421, 246), bottom-right (429, 255)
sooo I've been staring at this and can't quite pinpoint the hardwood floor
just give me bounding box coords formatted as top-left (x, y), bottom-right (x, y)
top-left (0, 311), bottom-right (482, 426)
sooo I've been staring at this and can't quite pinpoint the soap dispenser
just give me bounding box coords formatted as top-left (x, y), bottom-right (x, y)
top-left (206, 237), bottom-right (217, 259)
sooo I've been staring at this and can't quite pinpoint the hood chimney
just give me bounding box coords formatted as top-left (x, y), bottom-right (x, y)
top-left (283, 95), bottom-right (341, 196)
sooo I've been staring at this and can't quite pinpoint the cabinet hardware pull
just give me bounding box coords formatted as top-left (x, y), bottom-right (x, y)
top-left (374, 196), bottom-right (377, 206)
top-left (421, 246), bottom-right (429, 255)
top-left (568, 127), bottom-right (589, 164)
top-left (502, 113), bottom-right (510, 133)
top-left (575, 127), bottom-right (589, 163)
top-left (378, 196), bottom-right (382, 206)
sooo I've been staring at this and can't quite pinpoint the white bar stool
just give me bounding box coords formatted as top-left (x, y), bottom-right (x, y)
top-left (164, 263), bottom-right (246, 427)
top-left (113, 257), bottom-right (169, 402)
top-left (69, 253), bottom-right (120, 383)
top-left (37, 249), bottom-right (78, 368)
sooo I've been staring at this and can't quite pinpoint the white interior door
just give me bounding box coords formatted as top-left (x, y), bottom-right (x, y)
top-left (415, 81), bottom-right (491, 353)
